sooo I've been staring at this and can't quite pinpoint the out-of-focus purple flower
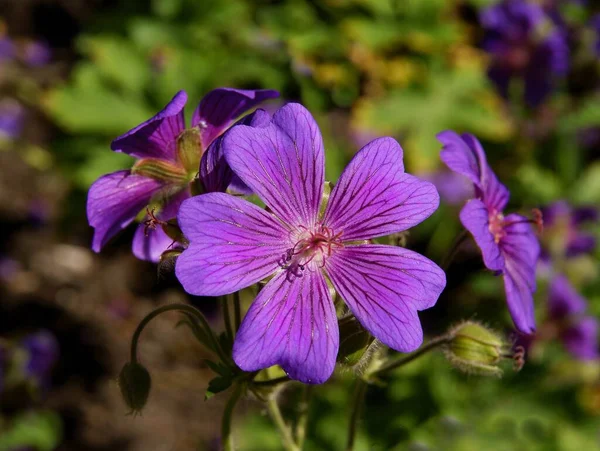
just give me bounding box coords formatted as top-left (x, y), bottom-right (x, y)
top-left (548, 275), bottom-right (598, 360)
top-left (175, 103), bottom-right (446, 383)
top-left (421, 171), bottom-right (474, 206)
top-left (20, 330), bottom-right (59, 389)
top-left (438, 130), bottom-right (541, 334)
top-left (480, 0), bottom-right (569, 107)
top-left (87, 88), bottom-right (278, 262)
top-left (22, 40), bottom-right (52, 67)
top-left (0, 99), bottom-right (25, 140)
top-left (591, 14), bottom-right (600, 57)
top-left (0, 37), bottom-right (15, 63)
top-left (542, 200), bottom-right (597, 258)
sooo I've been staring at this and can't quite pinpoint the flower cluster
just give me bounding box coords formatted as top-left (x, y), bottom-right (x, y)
top-left (89, 88), bottom-right (549, 384)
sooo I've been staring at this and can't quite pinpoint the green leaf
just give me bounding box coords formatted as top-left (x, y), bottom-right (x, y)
top-left (205, 375), bottom-right (233, 400)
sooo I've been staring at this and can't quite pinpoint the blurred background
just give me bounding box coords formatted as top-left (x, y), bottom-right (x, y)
top-left (0, 0), bottom-right (599, 449)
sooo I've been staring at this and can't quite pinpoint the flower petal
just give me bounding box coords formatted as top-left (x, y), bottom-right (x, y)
top-left (111, 90), bottom-right (187, 160)
top-left (223, 103), bottom-right (325, 228)
top-left (323, 137), bottom-right (439, 241)
top-left (132, 189), bottom-right (190, 262)
top-left (563, 317), bottom-right (599, 361)
top-left (548, 274), bottom-right (587, 318)
top-left (325, 244), bottom-right (446, 352)
top-left (459, 199), bottom-right (504, 272)
top-left (87, 170), bottom-right (163, 252)
top-left (175, 192), bottom-right (292, 296)
top-left (233, 268), bottom-right (338, 384)
top-left (191, 88), bottom-right (279, 149)
top-left (199, 109), bottom-right (270, 193)
top-left (437, 131), bottom-right (509, 211)
top-left (500, 214), bottom-right (540, 334)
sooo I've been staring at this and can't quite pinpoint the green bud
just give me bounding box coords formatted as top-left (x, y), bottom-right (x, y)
top-left (337, 315), bottom-right (375, 367)
top-left (161, 218), bottom-right (187, 244)
top-left (118, 362), bottom-right (152, 415)
top-left (131, 158), bottom-right (187, 183)
top-left (176, 128), bottom-right (202, 174)
top-left (444, 321), bottom-right (506, 377)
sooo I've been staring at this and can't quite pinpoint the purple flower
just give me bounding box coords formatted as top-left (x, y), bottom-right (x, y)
top-left (541, 200), bottom-right (597, 259)
top-left (591, 14), bottom-right (600, 58)
top-left (22, 40), bottom-right (52, 67)
top-left (87, 88), bottom-right (278, 261)
top-left (175, 103), bottom-right (446, 383)
top-left (438, 130), bottom-right (541, 334)
top-left (420, 170), bottom-right (474, 206)
top-left (20, 330), bottom-right (59, 389)
top-left (0, 99), bottom-right (25, 140)
top-left (548, 275), bottom-right (598, 360)
top-left (480, 0), bottom-right (569, 107)
top-left (0, 37), bottom-right (15, 63)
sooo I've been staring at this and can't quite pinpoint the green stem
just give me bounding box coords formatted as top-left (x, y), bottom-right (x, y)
top-left (130, 303), bottom-right (226, 364)
top-left (222, 296), bottom-right (234, 343)
top-left (233, 291), bottom-right (242, 332)
top-left (267, 397), bottom-right (299, 451)
top-left (296, 386), bottom-right (312, 450)
top-left (372, 335), bottom-right (451, 377)
top-left (345, 379), bottom-right (367, 451)
top-left (222, 383), bottom-right (244, 451)
top-left (252, 376), bottom-right (291, 388)
top-left (441, 229), bottom-right (469, 271)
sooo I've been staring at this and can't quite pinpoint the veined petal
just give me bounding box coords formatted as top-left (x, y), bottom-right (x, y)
top-left (437, 130), bottom-right (509, 211)
top-left (323, 137), bottom-right (439, 241)
top-left (500, 213), bottom-right (540, 334)
top-left (111, 91), bottom-right (187, 160)
top-left (233, 269), bottom-right (338, 384)
top-left (175, 193), bottom-right (292, 296)
top-left (223, 103), bottom-right (325, 229)
top-left (325, 245), bottom-right (446, 352)
top-left (191, 88), bottom-right (279, 149)
top-left (459, 199), bottom-right (504, 272)
top-left (199, 109), bottom-right (271, 193)
top-left (87, 170), bottom-right (163, 252)
top-left (132, 189), bottom-right (190, 262)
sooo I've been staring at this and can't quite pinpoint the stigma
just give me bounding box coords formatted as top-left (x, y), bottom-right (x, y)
top-left (284, 224), bottom-right (344, 271)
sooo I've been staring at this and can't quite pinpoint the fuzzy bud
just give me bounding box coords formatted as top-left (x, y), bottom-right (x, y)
top-left (444, 322), bottom-right (507, 376)
top-left (337, 315), bottom-right (375, 367)
top-left (118, 362), bottom-right (152, 415)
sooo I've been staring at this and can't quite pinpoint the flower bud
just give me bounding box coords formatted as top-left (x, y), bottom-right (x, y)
top-left (444, 322), bottom-right (506, 376)
top-left (337, 315), bottom-right (374, 367)
top-left (118, 362), bottom-right (152, 415)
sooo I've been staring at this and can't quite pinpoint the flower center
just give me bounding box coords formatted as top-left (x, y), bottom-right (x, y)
top-left (284, 225), bottom-right (344, 272)
top-left (488, 208), bottom-right (543, 244)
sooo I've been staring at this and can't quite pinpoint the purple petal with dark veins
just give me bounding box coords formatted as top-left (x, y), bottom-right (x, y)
top-left (111, 90), bottom-right (187, 160)
top-left (87, 170), bottom-right (163, 252)
top-left (199, 109), bottom-right (271, 193)
top-left (233, 268), bottom-right (338, 384)
top-left (132, 188), bottom-right (190, 262)
top-left (438, 130), bottom-right (509, 211)
top-left (175, 192), bottom-right (292, 296)
top-left (459, 199), bottom-right (504, 272)
top-left (191, 88), bottom-right (279, 150)
top-left (563, 317), bottom-right (599, 361)
top-left (323, 137), bottom-right (439, 241)
top-left (223, 103), bottom-right (324, 229)
top-left (325, 244), bottom-right (446, 352)
top-left (500, 214), bottom-right (540, 334)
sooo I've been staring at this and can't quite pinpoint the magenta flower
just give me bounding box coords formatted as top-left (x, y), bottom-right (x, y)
top-left (87, 88), bottom-right (278, 261)
top-left (548, 275), bottom-right (598, 361)
top-left (438, 130), bottom-right (540, 334)
top-left (175, 103), bottom-right (445, 383)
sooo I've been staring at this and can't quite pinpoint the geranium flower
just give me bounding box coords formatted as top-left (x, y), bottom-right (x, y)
top-left (175, 103), bottom-right (446, 383)
top-left (480, 0), bottom-right (569, 107)
top-left (542, 200), bottom-right (597, 259)
top-left (87, 88), bottom-right (278, 261)
top-left (438, 130), bottom-right (540, 334)
top-left (548, 275), bottom-right (598, 360)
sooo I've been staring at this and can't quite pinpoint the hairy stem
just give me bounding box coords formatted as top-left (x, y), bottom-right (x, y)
top-left (441, 229), bottom-right (469, 271)
top-left (267, 397), bottom-right (299, 451)
top-left (222, 383), bottom-right (244, 451)
top-left (222, 296), bottom-right (234, 343)
top-left (296, 386), bottom-right (312, 449)
top-left (345, 379), bottom-right (367, 451)
top-left (233, 291), bottom-right (242, 332)
top-left (373, 335), bottom-right (452, 377)
top-left (130, 303), bottom-right (221, 363)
